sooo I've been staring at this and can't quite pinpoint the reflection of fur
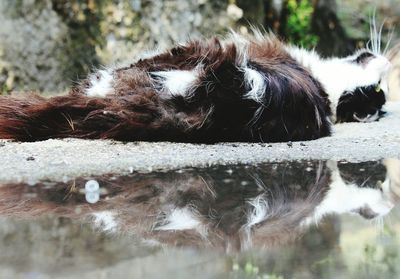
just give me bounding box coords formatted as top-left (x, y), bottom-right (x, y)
top-left (309, 160), bottom-right (395, 223)
top-left (0, 162), bottom-right (329, 251)
top-left (0, 160), bottom-right (398, 252)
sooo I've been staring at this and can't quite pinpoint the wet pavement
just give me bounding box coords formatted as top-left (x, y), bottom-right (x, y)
top-left (1, 159), bottom-right (400, 278)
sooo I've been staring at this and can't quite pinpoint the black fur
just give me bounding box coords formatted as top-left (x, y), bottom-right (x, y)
top-left (336, 85), bottom-right (386, 122)
top-left (353, 51), bottom-right (375, 64)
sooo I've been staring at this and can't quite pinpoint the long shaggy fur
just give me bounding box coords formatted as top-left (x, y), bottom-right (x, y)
top-left (0, 34), bottom-right (332, 142)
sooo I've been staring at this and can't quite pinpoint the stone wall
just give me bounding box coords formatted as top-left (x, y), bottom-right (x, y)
top-left (98, 0), bottom-right (237, 65)
top-left (0, 1), bottom-right (72, 93)
top-left (0, 0), bottom-right (399, 97)
top-left (0, 0), bottom-right (241, 94)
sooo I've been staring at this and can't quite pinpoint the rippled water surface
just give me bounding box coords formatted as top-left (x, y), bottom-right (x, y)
top-left (1, 160), bottom-right (400, 279)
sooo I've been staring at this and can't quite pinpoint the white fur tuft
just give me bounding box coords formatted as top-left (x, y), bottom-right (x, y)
top-left (243, 68), bottom-right (267, 103)
top-left (241, 195), bottom-right (269, 249)
top-left (245, 195), bottom-right (269, 228)
top-left (156, 207), bottom-right (202, 231)
top-left (225, 31), bottom-right (249, 67)
top-left (86, 69), bottom-right (114, 97)
top-left (152, 68), bottom-right (201, 97)
top-left (92, 211), bottom-right (118, 232)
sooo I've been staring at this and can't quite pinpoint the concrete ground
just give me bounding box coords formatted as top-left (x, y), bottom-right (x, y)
top-left (0, 101), bottom-right (400, 184)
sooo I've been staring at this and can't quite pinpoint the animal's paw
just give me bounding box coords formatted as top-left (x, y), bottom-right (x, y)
top-left (353, 110), bottom-right (384, 122)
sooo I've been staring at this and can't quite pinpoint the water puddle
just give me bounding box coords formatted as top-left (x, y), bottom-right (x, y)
top-left (1, 159), bottom-right (400, 278)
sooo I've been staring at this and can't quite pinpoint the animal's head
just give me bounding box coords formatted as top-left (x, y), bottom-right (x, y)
top-left (314, 161), bottom-right (396, 221)
top-left (287, 21), bottom-right (394, 123)
top-left (335, 48), bottom-right (391, 123)
top-left (332, 18), bottom-right (395, 123)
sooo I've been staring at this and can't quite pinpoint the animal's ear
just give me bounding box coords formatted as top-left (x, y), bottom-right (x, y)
top-left (353, 51), bottom-right (375, 65)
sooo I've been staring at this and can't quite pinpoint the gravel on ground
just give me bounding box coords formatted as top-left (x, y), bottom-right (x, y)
top-left (1, 102), bottom-right (399, 184)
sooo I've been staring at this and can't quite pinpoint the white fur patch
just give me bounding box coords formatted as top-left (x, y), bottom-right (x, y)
top-left (151, 68), bottom-right (201, 97)
top-left (86, 70), bottom-right (114, 97)
top-left (156, 207), bottom-right (201, 231)
top-left (243, 68), bottom-right (267, 103)
top-left (92, 211), bottom-right (118, 232)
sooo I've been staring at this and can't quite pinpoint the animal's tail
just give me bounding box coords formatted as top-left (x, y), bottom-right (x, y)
top-left (0, 93), bottom-right (166, 142)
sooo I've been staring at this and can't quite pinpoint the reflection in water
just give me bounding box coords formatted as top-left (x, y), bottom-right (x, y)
top-left (0, 160), bottom-right (399, 252)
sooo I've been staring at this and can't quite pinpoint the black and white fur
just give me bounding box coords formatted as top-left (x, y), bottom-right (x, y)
top-left (1, 160), bottom-right (398, 252)
top-left (0, 28), bottom-right (392, 142)
top-left (286, 20), bottom-right (392, 123)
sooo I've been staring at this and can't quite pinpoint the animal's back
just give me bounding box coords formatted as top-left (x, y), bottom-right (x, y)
top-left (0, 33), bottom-right (332, 142)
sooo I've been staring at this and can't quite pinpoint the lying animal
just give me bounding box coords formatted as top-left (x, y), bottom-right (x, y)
top-left (0, 29), bottom-right (392, 142)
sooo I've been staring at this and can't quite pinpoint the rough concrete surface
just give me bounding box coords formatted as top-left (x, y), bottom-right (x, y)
top-left (0, 102), bottom-right (400, 184)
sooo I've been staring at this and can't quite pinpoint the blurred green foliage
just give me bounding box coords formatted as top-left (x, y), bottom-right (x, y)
top-left (230, 260), bottom-right (285, 279)
top-left (51, 0), bottom-right (106, 80)
top-left (285, 0), bottom-right (319, 48)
